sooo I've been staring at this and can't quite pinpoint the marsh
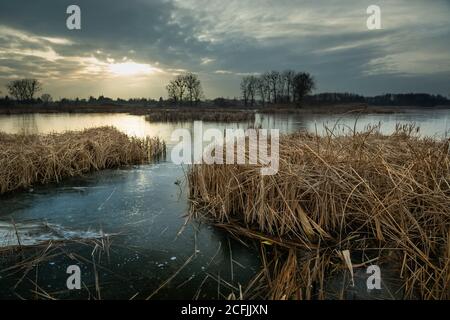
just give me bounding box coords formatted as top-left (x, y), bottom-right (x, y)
top-left (0, 109), bottom-right (448, 299)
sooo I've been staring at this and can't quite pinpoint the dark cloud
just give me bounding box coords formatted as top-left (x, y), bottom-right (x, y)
top-left (0, 0), bottom-right (449, 98)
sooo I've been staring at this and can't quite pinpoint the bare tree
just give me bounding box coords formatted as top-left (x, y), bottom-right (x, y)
top-left (240, 76), bottom-right (250, 106)
top-left (277, 74), bottom-right (286, 102)
top-left (7, 80), bottom-right (26, 100)
top-left (191, 83), bottom-right (203, 105)
top-left (256, 77), bottom-right (268, 106)
top-left (262, 73), bottom-right (272, 103)
top-left (166, 81), bottom-right (179, 103)
top-left (282, 70), bottom-right (296, 103)
top-left (7, 79), bottom-right (42, 101)
top-left (184, 72), bottom-right (203, 105)
top-left (248, 76), bottom-right (258, 107)
top-left (292, 72), bottom-right (315, 106)
top-left (240, 76), bottom-right (258, 106)
top-left (26, 79), bottom-right (42, 100)
top-left (267, 71), bottom-right (280, 103)
top-left (173, 75), bottom-right (187, 102)
top-left (166, 73), bottom-right (202, 105)
top-left (41, 93), bottom-right (53, 105)
top-left (240, 70), bottom-right (315, 107)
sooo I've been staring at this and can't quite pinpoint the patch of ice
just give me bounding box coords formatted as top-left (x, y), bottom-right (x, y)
top-left (0, 220), bottom-right (106, 248)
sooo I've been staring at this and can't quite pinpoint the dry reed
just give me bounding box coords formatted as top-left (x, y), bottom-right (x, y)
top-left (0, 126), bottom-right (166, 194)
top-left (145, 110), bottom-right (255, 122)
top-left (188, 124), bottom-right (450, 299)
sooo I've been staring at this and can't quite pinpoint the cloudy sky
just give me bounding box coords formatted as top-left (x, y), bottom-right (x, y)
top-left (0, 0), bottom-right (449, 99)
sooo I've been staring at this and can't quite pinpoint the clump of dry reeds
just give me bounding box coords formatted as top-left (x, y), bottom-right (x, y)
top-left (145, 109), bottom-right (255, 122)
top-left (0, 126), bottom-right (166, 194)
top-left (188, 124), bottom-right (450, 299)
top-left (0, 233), bottom-right (114, 300)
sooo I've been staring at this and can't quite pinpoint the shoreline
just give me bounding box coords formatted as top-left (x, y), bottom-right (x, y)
top-left (1, 103), bottom-right (449, 116)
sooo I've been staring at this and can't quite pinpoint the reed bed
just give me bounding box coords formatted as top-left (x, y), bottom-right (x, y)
top-left (0, 234), bottom-right (115, 299)
top-left (188, 124), bottom-right (450, 299)
top-left (0, 126), bottom-right (166, 194)
top-left (145, 110), bottom-right (255, 122)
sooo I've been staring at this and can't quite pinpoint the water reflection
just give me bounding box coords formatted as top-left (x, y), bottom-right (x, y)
top-left (1, 110), bottom-right (448, 140)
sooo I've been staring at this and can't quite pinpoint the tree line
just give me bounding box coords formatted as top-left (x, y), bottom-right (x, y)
top-left (163, 70), bottom-right (315, 107)
top-left (240, 70), bottom-right (315, 106)
top-left (304, 92), bottom-right (450, 107)
top-left (2, 76), bottom-right (449, 108)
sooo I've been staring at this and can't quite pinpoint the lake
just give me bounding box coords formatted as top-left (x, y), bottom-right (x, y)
top-left (0, 109), bottom-right (449, 299)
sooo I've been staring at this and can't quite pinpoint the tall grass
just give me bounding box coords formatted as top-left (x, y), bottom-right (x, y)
top-left (0, 126), bottom-right (166, 194)
top-left (188, 124), bottom-right (450, 299)
top-left (145, 109), bottom-right (255, 122)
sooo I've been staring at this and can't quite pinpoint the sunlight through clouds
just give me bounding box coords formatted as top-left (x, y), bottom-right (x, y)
top-left (108, 61), bottom-right (163, 76)
top-left (0, 0), bottom-right (449, 97)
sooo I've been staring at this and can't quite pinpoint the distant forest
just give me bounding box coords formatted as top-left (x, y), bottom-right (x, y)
top-left (0, 77), bottom-right (449, 108)
top-left (304, 92), bottom-right (450, 108)
top-left (1, 92), bottom-right (448, 108)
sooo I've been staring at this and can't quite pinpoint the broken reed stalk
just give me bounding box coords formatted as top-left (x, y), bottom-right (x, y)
top-left (0, 126), bottom-right (166, 194)
top-left (145, 110), bottom-right (255, 123)
top-left (0, 236), bottom-right (116, 300)
top-left (188, 123), bottom-right (450, 299)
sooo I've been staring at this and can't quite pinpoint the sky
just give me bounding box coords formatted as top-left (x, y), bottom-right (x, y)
top-left (0, 0), bottom-right (449, 99)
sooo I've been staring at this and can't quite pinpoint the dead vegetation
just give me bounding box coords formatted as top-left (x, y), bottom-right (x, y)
top-left (145, 109), bottom-right (255, 123)
top-left (0, 126), bottom-right (166, 194)
top-left (188, 123), bottom-right (450, 299)
top-left (0, 233), bottom-right (115, 300)
top-left (257, 103), bottom-right (403, 114)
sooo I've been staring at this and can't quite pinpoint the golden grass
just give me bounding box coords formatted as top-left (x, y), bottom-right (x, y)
top-left (188, 124), bottom-right (450, 299)
top-left (145, 109), bottom-right (255, 122)
top-left (0, 126), bottom-right (166, 194)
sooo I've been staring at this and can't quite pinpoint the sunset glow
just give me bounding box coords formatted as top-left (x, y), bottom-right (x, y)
top-left (108, 61), bottom-right (160, 76)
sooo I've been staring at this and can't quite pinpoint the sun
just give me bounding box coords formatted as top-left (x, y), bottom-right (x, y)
top-left (108, 61), bottom-right (159, 76)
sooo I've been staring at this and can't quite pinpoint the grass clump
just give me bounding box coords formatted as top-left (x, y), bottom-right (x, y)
top-left (188, 124), bottom-right (450, 299)
top-left (145, 109), bottom-right (255, 123)
top-left (0, 126), bottom-right (166, 194)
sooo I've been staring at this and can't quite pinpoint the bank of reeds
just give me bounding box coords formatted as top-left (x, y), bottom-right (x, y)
top-left (188, 124), bottom-right (450, 299)
top-left (0, 126), bottom-right (166, 194)
top-left (258, 103), bottom-right (399, 114)
top-left (145, 109), bottom-right (255, 122)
